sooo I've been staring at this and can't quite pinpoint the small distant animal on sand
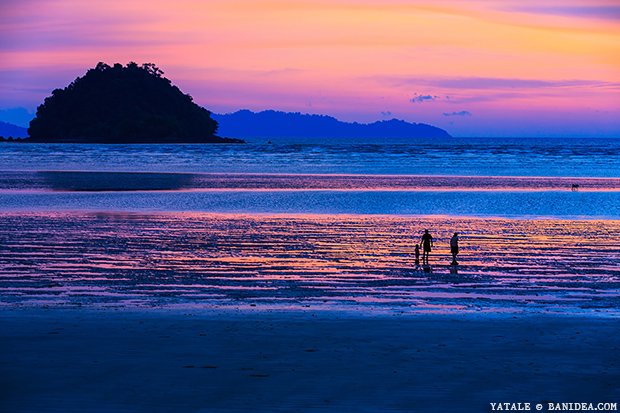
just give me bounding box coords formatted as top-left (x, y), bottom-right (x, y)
top-left (571, 184), bottom-right (579, 191)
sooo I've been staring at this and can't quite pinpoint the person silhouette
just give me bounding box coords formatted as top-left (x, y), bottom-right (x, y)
top-left (450, 232), bottom-right (459, 265)
top-left (420, 229), bottom-right (433, 264)
top-left (414, 244), bottom-right (420, 266)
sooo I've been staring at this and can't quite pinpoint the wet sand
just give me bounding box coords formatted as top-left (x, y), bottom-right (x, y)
top-left (1, 212), bottom-right (619, 315)
top-left (4, 170), bottom-right (620, 192)
top-left (1, 212), bottom-right (619, 412)
top-left (1, 308), bottom-right (619, 412)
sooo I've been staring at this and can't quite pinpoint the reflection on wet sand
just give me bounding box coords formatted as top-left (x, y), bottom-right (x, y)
top-left (0, 212), bottom-right (618, 315)
top-left (2, 171), bottom-right (620, 192)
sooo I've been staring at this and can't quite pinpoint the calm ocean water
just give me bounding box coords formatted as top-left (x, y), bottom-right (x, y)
top-left (1, 137), bottom-right (620, 218)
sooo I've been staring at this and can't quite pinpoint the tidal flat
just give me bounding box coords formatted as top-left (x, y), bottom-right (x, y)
top-left (1, 212), bottom-right (618, 315)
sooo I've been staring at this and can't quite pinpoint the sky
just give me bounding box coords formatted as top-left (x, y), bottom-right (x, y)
top-left (1, 0), bottom-right (619, 137)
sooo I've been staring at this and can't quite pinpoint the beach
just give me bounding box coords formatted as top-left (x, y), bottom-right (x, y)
top-left (1, 308), bottom-right (619, 412)
top-left (2, 0), bottom-right (620, 408)
top-left (1, 211), bottom-right (619, 411)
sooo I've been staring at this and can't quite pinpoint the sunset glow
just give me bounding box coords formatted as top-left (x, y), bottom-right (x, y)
top-left (1, 0), bottom-right (619, 136)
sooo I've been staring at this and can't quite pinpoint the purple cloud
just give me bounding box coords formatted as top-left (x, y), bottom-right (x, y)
top-left (410, 94), bottom-right (439, 103)
top-left (426, 78), bottom-right (612, 90)
top-left (513, 6), bottom-right (620, 20)
top-left (377, 76), bottom-right (620, 91)
top-left (444, 111), bottom-right (472, 117)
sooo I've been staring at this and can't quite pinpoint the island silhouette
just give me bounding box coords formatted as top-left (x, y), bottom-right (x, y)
top-left (26, 62), bottom-right (243, 144)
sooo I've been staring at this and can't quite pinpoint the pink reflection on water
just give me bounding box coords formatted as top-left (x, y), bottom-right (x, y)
top-left (9, 172), bottom-right (620, 192)
top-left (0, 212), bottom-right (619, 315)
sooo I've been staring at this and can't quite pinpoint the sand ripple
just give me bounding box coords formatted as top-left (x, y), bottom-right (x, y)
top-left (1, 212), bottom-right (619, 315)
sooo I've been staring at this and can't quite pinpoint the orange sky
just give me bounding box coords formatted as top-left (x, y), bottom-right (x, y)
top-left (1, 0), bottom-right (619, 136)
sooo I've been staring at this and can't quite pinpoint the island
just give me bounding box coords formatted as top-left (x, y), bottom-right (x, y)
top-left (26, 62), bottom-right (243, 144)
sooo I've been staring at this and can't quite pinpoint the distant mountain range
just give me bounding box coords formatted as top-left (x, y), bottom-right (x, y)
top-left (213, 110), bottom-right (451, 139)
top-left (0, 121), bottom-right (28, 138)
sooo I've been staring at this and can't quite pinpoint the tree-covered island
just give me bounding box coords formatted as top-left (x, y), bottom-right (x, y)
top-left (27, 62), bottom-right (243, 144)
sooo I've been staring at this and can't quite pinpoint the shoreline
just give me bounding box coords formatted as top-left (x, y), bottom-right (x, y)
top-left (3, 208), bottom-right (620, 222)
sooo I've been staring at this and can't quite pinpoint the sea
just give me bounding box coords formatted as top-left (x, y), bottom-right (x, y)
top-left (1, 137), bottom-right (620, 218)
top-left (1, 137), bottom-right (619, 315)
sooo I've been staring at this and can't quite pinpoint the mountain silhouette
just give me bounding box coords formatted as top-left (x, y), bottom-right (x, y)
top-left (213, 110), bottom-right (451, 139)
top-left (0, 121), bottom-right (28, 139)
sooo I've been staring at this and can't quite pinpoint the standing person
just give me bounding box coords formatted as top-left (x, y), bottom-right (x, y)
top-left (450, 232), bottom-right (459, 265)
top-left (414, 244), bottom-right (420, 266)
top-left (420, 229), bottom-right (433, 264)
